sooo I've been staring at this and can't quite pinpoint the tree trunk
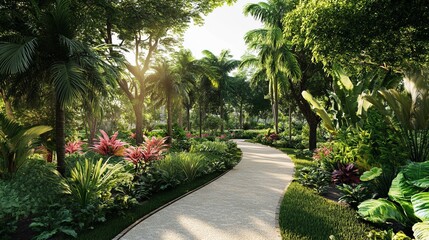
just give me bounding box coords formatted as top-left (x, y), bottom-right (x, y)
top-left (167, 96), bottom-right (172, 143)
top-left (309, 119), bottom-right (318, 151)
top-left (178, 107), bottom-right (183, 128)
top-left (55, 101), bottom-right (66, 176)
top-left (199, 104), bottom-right (202, 138)
top-left (289, 106), bottom-right (292, 143)
top-left (273, 79), bottom-right (279, 134)
top-left (134, 104), bottom-right (144, 145)
top-left (239, 101), bottom-right (243, 129)
top-left (186, 106), bottom-right (191, 131)
top-left (220, 104), bottom-right (224, 133)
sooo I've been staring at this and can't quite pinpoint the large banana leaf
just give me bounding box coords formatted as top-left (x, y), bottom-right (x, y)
top-left (389, 172), bottom-right (422, 201)
top-left (357, 199), bottom-right (407, 224)
top-left (302, 91), bottom-right (336, 133)
top-left (411, 192), bottom-right (429, 221)
top-left (413, 222), bottom-right (429, 240)
top-left (402, 161), bottom-right (429, 188)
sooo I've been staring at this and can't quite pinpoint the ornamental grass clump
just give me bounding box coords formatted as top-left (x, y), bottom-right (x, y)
top-left (92, 130), bottom-right (126, 156)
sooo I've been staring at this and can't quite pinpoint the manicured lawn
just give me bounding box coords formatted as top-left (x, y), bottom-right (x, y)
top-left (276, 147), bottom-right (372, 240)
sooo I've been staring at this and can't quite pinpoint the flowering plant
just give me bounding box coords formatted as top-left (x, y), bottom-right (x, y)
top-left (124, 136), bottom-right (169, 173)
top-left (65, 140), bottom-right (84, 154)
top-left (92, 130), bottom-right (126, 156)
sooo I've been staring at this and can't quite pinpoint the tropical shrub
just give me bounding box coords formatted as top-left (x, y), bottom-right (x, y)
top-left (92, 130), bottom-right (126, 156)
top-left (63, 158), bottom-right (128, 208)
top-left (0, 113), bottom-right (52, 175)
top-left (337, 184), bottom-right (371, 209)
top-left (177, 153), bottom-right (205, 181)
top-left (29, 204), bottom-right (77, 240)
top-left (65, 140), bottom-right (84, 154)
top-left (332, 163), bottom-right (361, 185)
top-left (0, 160), bottom-right (63, 237)
top-left (190, 141), bottom-right (227, 154)
top-left (366, 229), bottom-right (412, 240)
top-left (296, 165), bottom-right (331, 194)
top-left (357, 161), bottom-right (429, 239)
top-left (364, 68), bottom-right (429, 163)
top-left (124, 136), bottom-right (169, 173)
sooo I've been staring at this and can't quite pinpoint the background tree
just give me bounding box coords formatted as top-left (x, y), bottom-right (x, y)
top-left (0, 0), bottom-right (115, 174)
top-left (200, 50), bottom-right (240, 133)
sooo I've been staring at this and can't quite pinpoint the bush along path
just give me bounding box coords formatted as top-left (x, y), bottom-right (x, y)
top-left (117, 140), bottom-right (294, 240)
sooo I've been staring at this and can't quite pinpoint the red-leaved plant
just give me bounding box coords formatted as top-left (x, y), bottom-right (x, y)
top-left (92, 130), bottom-right (126, 156)
top-left (332, 163), bottom-right (360, 185)
top-left (65, 140), bottom-right (84, 154)
top-left (124, 136), bottom-right (169, 172)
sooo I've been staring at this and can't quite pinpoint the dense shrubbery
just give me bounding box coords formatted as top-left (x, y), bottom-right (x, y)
top-left (0, 128), bottom-right (241, 239)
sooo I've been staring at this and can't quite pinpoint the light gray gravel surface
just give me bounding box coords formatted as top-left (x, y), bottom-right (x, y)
top-left (117, 139), bottom-right (294, 240)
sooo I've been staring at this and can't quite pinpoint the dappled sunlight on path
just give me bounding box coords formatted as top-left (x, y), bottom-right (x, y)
top-left (117, 140), bottom-right (294, 240)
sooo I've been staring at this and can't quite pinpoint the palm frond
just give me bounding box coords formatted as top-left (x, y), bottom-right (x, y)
top-left (0, 38), bottom-right (38, 74)
top-left (51, 61), bottom-right (86, 108)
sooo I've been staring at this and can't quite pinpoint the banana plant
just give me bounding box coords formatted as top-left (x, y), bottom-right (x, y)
top-left (357, 161), bottom-right (429, 240)
top-left (363, 68), bottom-right (429, 162)
top-left (302, 68), bottom-right (386, 134)
top-left (0, 113), bottom-right (52, 176)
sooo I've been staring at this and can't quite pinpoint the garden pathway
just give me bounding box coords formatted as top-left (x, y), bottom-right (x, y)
top-left (116, 140), bottom-right (294, 240)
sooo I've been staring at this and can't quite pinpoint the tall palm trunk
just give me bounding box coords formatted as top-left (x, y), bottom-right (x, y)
top-left (199, 104), bottom-right (203, 138)
top-left (55, 100), bottom-right (66, 175)
top-left (239, 101), bottom-right (244, 129)
top-left (289, 106), bottom-right (292, 143)
top-left (273, 78), bottom-right (279, 134)
top-left (186, 106), bottom-right (191, 131)
top-left (167, 95), bottom-right (172, 143)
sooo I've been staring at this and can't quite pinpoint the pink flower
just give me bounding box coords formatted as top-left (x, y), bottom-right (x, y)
top-left (185, 132), bottom-right (193, 139)
top-left (92, 130), bottom-right (126, 156)
top-left (130, 132), bottom-right (136, 139)
top-left (65, 140), bottom-right (84, 154)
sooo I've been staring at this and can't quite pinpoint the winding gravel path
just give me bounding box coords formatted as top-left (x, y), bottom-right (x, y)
top-left (116, 140), bottom-right (294, 240)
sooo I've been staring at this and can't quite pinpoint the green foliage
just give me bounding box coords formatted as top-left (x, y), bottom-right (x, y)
top-left (63, 158), bottom-right (127, 208)
top-left (0, 160), bottom-right (63, 237)
top-left (29, 204), bottom-right (77, 240)
top-left (364, 68), bottom-right (429, 162)
top-left (361, 167), bottom-right (383, 182)
top-left (177, 153), bottom-right (205, 181)
top-left (190, 141), bottom-right (227, 154)
top-left (358, 161), bottom-right (429, 237)
top-left (280, 182), bottom-right (370, 240)
top-left (367, 229), bottom-right (412, 240)
top-left (0, 113), bottom-right (52, 176)
top-left (296, 165), bottom-right (331, 194)
top-left (337, 184), bottom-right (372, 209)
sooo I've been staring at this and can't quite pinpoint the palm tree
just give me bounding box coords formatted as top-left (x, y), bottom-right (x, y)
top-left (174, 50), bottom-right (200, 131)
top-left (200, 50), bottom-right (240, 133)
top-left (147, 61), bottom-right (188, 140)
top-left (244, 1), bottom-right (301, 134)
top-left (0, 0), bottom-right (114, 175)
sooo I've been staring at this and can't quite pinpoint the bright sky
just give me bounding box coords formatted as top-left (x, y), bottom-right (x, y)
top-left (183, 0), bottom-right (263, 60)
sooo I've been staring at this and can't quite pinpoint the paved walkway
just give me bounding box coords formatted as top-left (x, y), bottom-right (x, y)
top-left (117, 140), bottom-right (294, 240)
